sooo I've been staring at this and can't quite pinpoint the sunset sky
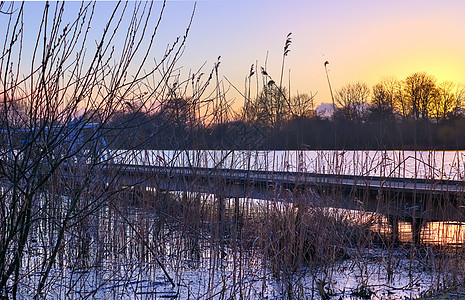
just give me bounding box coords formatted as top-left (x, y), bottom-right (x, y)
top-left (10, 0), bottom-right (465, 111)
top-left (174, 0), bottom-right (465, 109)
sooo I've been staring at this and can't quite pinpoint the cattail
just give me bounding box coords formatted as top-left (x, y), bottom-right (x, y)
top-left (283, 32), bottom-right (292, 56)
top-left (249, 64), bottom-right (255, 78)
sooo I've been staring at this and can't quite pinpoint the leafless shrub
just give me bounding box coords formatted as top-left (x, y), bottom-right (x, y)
top-left (0, 1), bottom-right (197, 297)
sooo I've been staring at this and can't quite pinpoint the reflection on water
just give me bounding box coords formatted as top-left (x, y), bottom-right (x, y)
top-left (372, 218), bottom-right (465, 246)
top-left (418, 221), bottom-right (465, 246)
top-left (335, 208), bottom-right (465, 246)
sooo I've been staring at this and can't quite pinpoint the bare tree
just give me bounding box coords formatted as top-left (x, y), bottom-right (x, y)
top-left (0, 1), bottom-right (193, 297)
top-left (288, 92), bottom-right (316, 119)
top-left (431, 81), bottom-right (465, 121)
top-left (403, 72), bottom-right (438, 120)
top-left (449, 84), bottom-right (465, 119)
top-left (252, 83), bottom-right (283, 127)
top-left (334, 81), bottom-right (371, 123)
top-left (370, 78), bottom-right (399, 122)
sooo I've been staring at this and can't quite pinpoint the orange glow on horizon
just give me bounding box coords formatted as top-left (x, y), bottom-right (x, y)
top-left (366, 50), bottom-right (465, 86)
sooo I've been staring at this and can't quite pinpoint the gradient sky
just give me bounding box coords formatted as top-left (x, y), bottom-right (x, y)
top-left (10, 0), bottom-right (465, 110)
top-left (173, 0), bottom-right (465, 109)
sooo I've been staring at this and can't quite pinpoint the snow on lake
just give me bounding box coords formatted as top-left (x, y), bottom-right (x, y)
top-left (112, 149), bottom-right (465, 180)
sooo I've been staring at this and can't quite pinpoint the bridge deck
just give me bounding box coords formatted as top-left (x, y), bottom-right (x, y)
top-left (110, 164), bottom-right (465, 221)
top-left (117, 164), bottom-right (465, 195)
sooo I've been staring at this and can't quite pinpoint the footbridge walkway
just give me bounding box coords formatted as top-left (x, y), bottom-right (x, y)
top-left (114, 164), bottom-right (465, 222)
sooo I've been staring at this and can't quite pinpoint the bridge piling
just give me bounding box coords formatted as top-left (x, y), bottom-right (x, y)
top-left (387, 215), bottom-right (399, 245)
top-left (217, 194), bottom-right (226, 256)
top-left (234, 197), bottom-right (241, 232)
top-left (411, 217), bottom-right (424, 246)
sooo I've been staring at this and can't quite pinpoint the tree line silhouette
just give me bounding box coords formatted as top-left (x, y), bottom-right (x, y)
top-left (106, 71), bottom-right (465, 150)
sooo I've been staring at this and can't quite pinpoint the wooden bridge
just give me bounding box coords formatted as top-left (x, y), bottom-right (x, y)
top-left (113, 163), bottom-right (465, 222)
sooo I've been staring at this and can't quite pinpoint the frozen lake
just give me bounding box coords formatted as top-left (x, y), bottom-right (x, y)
top-left (6, 149), bottom-right (465, 299)
top-left (113, 149), bottom-right (465, 180)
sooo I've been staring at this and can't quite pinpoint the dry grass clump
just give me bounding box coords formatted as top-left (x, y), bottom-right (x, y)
top-left (413, 245), bottom-right (465, 297)
top-left (32, 176), bottom-right (465, 299)
top-left (236, 193), bottom-right (377, 296)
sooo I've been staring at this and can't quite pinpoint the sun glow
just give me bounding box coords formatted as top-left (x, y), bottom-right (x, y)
top-left (361, 48), bottom-right (465, 89)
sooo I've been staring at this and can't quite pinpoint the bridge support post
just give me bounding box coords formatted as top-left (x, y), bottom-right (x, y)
top-left (234, 197), bottom-right (241, 230)
top-left (387, 215), bottom-right (399, 245)
top-left (217, 195), bottom-right (225, 254)
top-left (411, 217), bottom-right (423, 246)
